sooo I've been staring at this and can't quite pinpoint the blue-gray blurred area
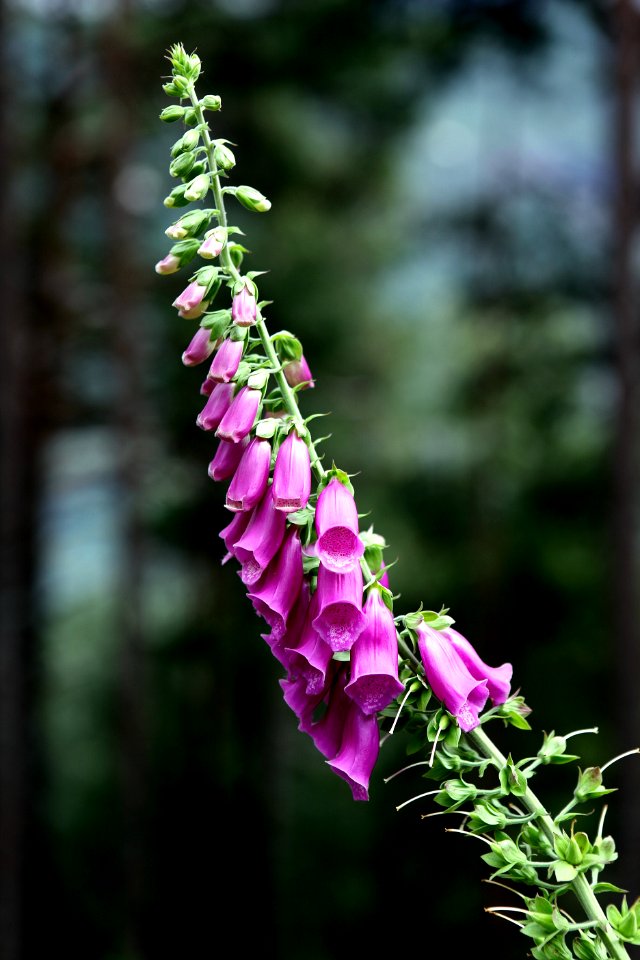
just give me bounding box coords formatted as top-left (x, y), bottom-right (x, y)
top-left (2, 1), bottom-right (640, 958)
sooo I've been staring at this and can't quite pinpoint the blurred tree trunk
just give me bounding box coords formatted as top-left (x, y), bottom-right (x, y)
top-left (611, 0), bottom-right (640, 892)
top-left (0, 1), bottom-right (29, 954)
top-left (102, 4), bottom-right (149, 955)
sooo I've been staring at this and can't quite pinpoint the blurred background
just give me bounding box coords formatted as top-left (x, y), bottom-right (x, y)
top-left (1, 0), bottom-right (640, 957)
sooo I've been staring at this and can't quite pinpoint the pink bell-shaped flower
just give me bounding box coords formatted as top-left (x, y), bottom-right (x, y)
top-left (283, 355), bottom-right (314, 390)
top-left (312, 562), bottom-right (366, 652)
top-left (284, 591), bottom-right (333, 696)
top-left (247, 527), bottom-right (303, 641)
top-left (215, 387), bottom-right (261, 443)
top-left (315, 478), bottom-right (364, 573)
top-left (207, 436), bottom-right (249, 482)
top-left (344, 588), bottom-right (404, 715)
top-left (234, 489), bottom-right (287, 586)
top-left (326, 700), bottom-right (380, 802)
top-left (196, 382), bottom-right (235, 432)
top-left (272, 430), bottom-right (311, 514)
top-left (181, 327), bottom-right (216, 366)
top-left (207, 337), bottom-right (244, 383)
top-left (172, 280), bottom-right (209, 319)
top-left (231, 280), bottom-right (257, 327)
top-left (442, 627), bottom-right (513, 705)
top-left (225, 437), bottom-right (271, 512)
top-left (416, 623), bottom-right (490, 732)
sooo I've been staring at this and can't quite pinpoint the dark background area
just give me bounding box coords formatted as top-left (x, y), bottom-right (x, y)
top-left (1, 1), bottom-right (640, 958)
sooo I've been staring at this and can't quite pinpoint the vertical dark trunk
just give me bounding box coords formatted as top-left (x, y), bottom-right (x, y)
top-left (611, 0), bottom-right (640, 892)
top-left (102, 4), bottom-right (149, 955)
top-left (0, 3), bottom-right (28, 955)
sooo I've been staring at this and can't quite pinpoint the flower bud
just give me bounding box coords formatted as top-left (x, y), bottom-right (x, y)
top-left (154, 253), bottom-right (180, 275)
top-left (231, 280), bottom-right (257, 327)
top-left (197, 382), bottom-right (235, 432)
top-left (208, 337), bottom-right (244, 383)
top-left (213, 142), bottom-right (236, 171)
top-left (197, 227), bottom-right (226, 260)
top-left (159, 105), bottom-right (185, 122)
top-left (201, 94), bottom-right (222, 111)
top-left (235, 185), bottom-right (271, 213)
top-left (172, 280), bottom-right (209, 318)
top-left (184, 173), bottom-right (210, 202)
top-left (169, 152), bottom-right (197, 179)
top-left (183, 107), bottom-right (198, 126)
top-left (225, 437), bottom-right (272, 512)
top-left (181, 327), bottom-right (215, 367)
top-left (215, 386), bottom-right (261, 443)
top-left (283, 355), bottom-right (314, 390)
top-left (163, 184), bottom-right (188, 208)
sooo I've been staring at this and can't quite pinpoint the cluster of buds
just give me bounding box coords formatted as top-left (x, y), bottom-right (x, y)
top-left (154, 45), bottom-right (640, 960)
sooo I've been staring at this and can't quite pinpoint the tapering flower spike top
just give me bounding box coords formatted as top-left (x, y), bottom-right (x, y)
top-left (315, 478), bottom-right (364, 573)
top-left (416, 622), bottom-right (490, 732)
top-left (272, 429), bottom-right (312, 514)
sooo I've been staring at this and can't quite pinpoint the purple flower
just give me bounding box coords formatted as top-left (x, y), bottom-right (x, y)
top-left (231, 281), bottom-right (257, 327)
top-left (315, 478), bottom-right (364, 573)
top-left (272, 431), bottom-right (311, 514)
top-left (285, 591), bottom-right (333, 695)
top-left (215, 387), bottom-right (261, 443)
top-left (196, 382), bottom-right (235, 432)
top-left (207, 338), bottom-right (244, 383)
top-left (200, 377), bottom-right (216, 397)
top-left (283, 355), bottom-right (314, 390)
top-left (207, 436), bottom-right (248, 482)
top-left (312, 562), bottom-right (366, 652)
top-left (280, 671), bottom-right (326, 730)
top-left (302, 664), bottom-right (349, 751)
top-left (234, 489), bottom-right (287, 585)
top-left (344, 589), bottom-right (404, 715)
top-left (172, 280), bottom-right (209, 319)
top-left (247, 527), bottom-right (303, 640)
top-left (442, 627), bottom-right (513, 705)
top-left (225, 437), bottom-right (271, 512)
top-left (327, 701), bottom-right (380, 802)
top-left (182, 327), bottom-right (216, 367)
top-left (416, 623), bottom-right (490, 732)
top-left (266, 581), bottom-right (310, 671)
top-left (219, 509), bottom-right (253, 564)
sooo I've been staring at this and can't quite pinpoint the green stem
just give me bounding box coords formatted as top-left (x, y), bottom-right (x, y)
top-left (468, 726), bottom-right (630, 960)
top-left (188, 85), bottom-right (326, 482)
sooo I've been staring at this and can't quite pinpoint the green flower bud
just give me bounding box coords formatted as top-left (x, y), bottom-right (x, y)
top-left (163, 184), bottom-right (189, 208)
top-left (202, 94), bottom-right (222, 112)
top-left (183, 106), bottom-right (198, 126)
top-left (165, 209), bottom-right (212, 240)
top-left (162, 82), bottom-right (180, 97)
top-left (168, 238), bottom-right (200, 267)
top-left (214, 142), bottom-right (236, 171)
top-left (169, 151), bottom-right (196, 179)
top-left (235, 184), bottom-right (272, 213)
top-left (160, 105), bottom-right (186, 122)
top-left (184, 173), bottom-right (210, 202)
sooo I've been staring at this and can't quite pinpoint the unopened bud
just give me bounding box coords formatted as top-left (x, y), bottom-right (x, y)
top-left (162, 81), bottom-right (180, 96)
top-left (169, 152), bottom-right (196, 179)
top-left (197, 227), bottom-right (226, 260)
top-left (155, 253), bottom-right (180, 275)
top-left (163, 184), bottom-right (188, 208)
top-left (184, 173), bottom-right (210, 202)
top-left (214, 143), bottom-right (236, 171)
top-left (183, 107), bottom-right (198, 126)
top-left (235, 185), bottom-right (271, 213)
top-left (159, 105), bottom-right (185, 123)
top-left (202, 94), bottom-right (222, 112)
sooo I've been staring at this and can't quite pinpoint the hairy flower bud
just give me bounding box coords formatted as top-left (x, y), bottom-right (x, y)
top-left (184, 173), bottom-right (210, 202)
top-left (213, 142), bottom-right (236, 171)
top-left (283, 355), bottom-right (314, 390)
top-left (155, 253), bottom-right (180, 275)
top-left (159, 104), bottom-right (185, 123)
top-left (201, 94), bottom-right (222, 111)
top-left (235, 184), bottom-right (271, 213)
top-left (182, 326), bottom-right (215, 366)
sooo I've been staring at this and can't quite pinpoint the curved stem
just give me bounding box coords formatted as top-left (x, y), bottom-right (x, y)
top-left (468, 726), bottom-right (630, 960)
top-left (188, 85), bottom-right (326, 482)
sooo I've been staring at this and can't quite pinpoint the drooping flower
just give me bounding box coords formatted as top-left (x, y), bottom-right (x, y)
top-left (271, 430), bottom-right (311, 514)
top-left (344, 588), bottom-right (404, 715)
top-left (215, 386), bottom-right (261, 443)
top-left (283, 355), bottom-right (314, 390)
top-left (284, 591), bottom-right (333, 695)
top-left (196, 381), bottom-right (235, 432)
top-left (200, 377), bottom-right (216, 397)
top-left (326, 700), bottom-right (380, 802)
top-left (219, 509), bottom-right (253, 564)
top-left (315, 478), bottom-right (364, 573)
top-left (182, 326), bottom-right (216, 366)
top-left (172, 280), bottom-right (209, 319)
top-left (247, 527), bottom-right (303, 640)
top-left (265, 580), bottom-right (310, 671)
top-left (442, 627), bottom-right (513, 705)
top-left (207, 337), bottom-right (244, 383)
top-left (207, 436), bottom-right (249, 482)
top-left (155, 253), bottom-right (180, 275)
top-left (312, 562), bottom-right (366, 652)
top-left (416, 622), bottom-right (490, 732)
top-left (225, 437), bottom-right (271, 512)
top-left (234, 489), bottom-right (287, 585)
top-left (231, 280), bottom-right (257, 327)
